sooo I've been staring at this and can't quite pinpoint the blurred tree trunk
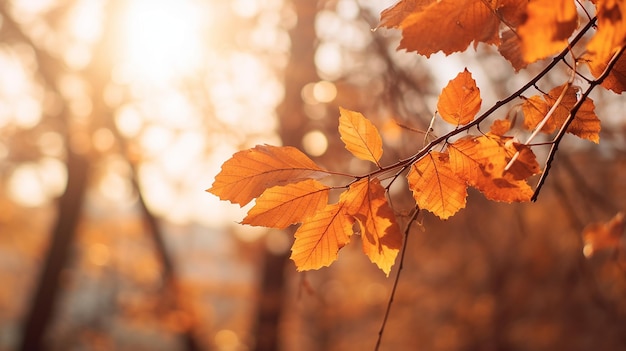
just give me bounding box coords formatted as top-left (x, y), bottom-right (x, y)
top-left (11, 1), bottom-right (203, 349)
top-left (252, 1), bottom-right (319, 351)
top-left (19, 150), bottom-right (89, 351)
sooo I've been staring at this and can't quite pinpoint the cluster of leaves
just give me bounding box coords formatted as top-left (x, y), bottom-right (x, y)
top-left (209, 0), bottom-right (626, 275)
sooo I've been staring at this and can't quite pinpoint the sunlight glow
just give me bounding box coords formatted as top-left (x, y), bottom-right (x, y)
top-left (119, 0), bottom-right (206, 82)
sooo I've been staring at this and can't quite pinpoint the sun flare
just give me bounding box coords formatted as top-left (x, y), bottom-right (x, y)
top-left (119, 0), bottom-right (206, 82)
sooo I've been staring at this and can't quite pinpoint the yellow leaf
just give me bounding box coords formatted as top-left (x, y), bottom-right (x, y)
top-left (407, 152), bottom-right (468, 220)
top-left (448, 135), bottom-right (537, 202)
top-left (208, 145), bottom-right (328, 206)
top-left (242, 180), bottom-right (330, 229)
top-left (338, 107), bottom-right (384, 165)
top-left (522, 85), bottom-right (601, 143)
top-left (517, 0), bottom-right (578, 63)
top-left (290, 199), bottom-right (354, 271)
top-left (345, 178), bottom-right (403, 276)
top-left (437, 69), bottom-right (482, 126)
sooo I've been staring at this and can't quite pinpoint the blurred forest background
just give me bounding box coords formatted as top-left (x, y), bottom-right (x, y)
top-left (1, 0), bottom-right (626, 350)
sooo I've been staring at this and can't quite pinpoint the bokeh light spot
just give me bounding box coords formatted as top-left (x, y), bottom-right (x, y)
top-left (302, 130), bottom-right (328, 157)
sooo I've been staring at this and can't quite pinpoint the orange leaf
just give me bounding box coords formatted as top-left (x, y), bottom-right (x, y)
top-left (586, 0), bottom-right (626, 66)
top-left (383, 0), bottom-right (500, 57)
top-left (290, 197), bottom-right (354, 271)
top-left (378, 0), bottom-right (432, 29)
top-left (242, 180), bottom-right (329, 229)
top-left (498, 29), bottom-right (528, 71)
top-left (522, 85), bottom-right (601, 143)
top-left (504, 142), bottom-right (541, 180)
top-left (517, 0), bottom-right (578, 63)
top-left (338, 107), bottom-right (383, 165)
top-left (407, 152), bottom-right (467, 220)
top-left (489, 118), bottom-right (513, 136)
top-left (448, 135), bottom-right (537, 202)
top-left (437, 69), bottom-right (482, 126)
top-left (208, 145), bottom-right (328, 206)
top-left (345, 178), bottom-right (402, 276)
top-left (586, 49), bottom-right (626, 93)
top-left (582, 212), bottom-right (625, 257)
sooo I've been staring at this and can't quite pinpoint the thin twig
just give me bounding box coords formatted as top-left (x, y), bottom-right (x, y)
top-left (375, 207), bottom-right (421, 351)
top-left (358, 17), bottom-right (598, 183)
top-left (532, 45), bottom-right (626, 201)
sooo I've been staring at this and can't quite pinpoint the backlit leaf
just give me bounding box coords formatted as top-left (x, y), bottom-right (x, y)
top-left (437, 69), bottom-right (482, 126)
top-left (504, 142), bottom-right (541, 180)
top-left (498, 29), bottom-right (528, 71)
top-left (586, 49), bottom-right (626, 93)
top-left (517, 0), bottom-right (578, 63)
top-left (381, 0), bottom-right (500, 57)
top-left (208, 145), bottom-right (328, 206)
top-left (242, 180), bottom-right (330, 229)
top-left (338, 107), bottom-right (384, 165)
top-left (522, 85), bottom-right (601, 143)
top-left (378, 0), bottom-right (432, 29)
top-left (345, 178), bottom-right (402, 276)
top-left (586, 0), bottom-right (626, 66)
top-left (448, 135), bottom-right (537, 202)
top-left (290, 196), bottom-right (354, 271)
top-left (489, 118), bottom-right (513, 136)
top-left (407, 152), bottom-right (467, 220)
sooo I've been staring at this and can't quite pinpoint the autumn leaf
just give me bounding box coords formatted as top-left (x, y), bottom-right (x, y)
top-left (378, 0), bottom-right (432, 29)
top-left (290, 196), bottom-right (354, 271)
top-left (522, 85), bottom-right (601, 143)
top-left (503, 141), bottom-right (541, 180)
top-left (242, 179), bottom-right (329, 229)
top-left (586, 49), bottom-right (626, 93)
top-left (517, 0), bottom-right (578, 63)
top-left (586, 0), bottom-right (626, 65)
top-left (407, 152), bottom-right (467, 220)
top-left (208, 145), bottom-right (328, 206)
top-left (345, 178), bottom-right (402, 276)
top-left (437, 69), bottom-right (482, 126)
top-left (338, 107), bottom-right (384, 166)
top-left (582, 212), bottom-right (625, 257)
top-left (448, 135), bottom-right (538, 202)
top-left (498, 29), bottom-right (527, 71)
top-left (489, 118), bottom-right (513, 136)
top-left (380, 0), bottom-right (500, 57)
